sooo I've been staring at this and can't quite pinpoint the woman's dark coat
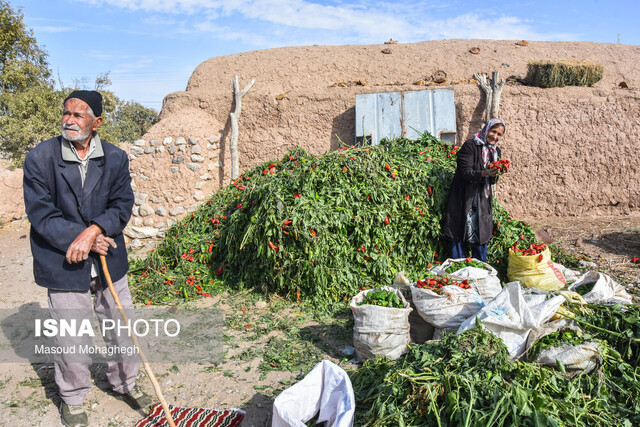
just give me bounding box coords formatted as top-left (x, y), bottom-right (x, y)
top-left (442, 139), bottom-right (501, 245)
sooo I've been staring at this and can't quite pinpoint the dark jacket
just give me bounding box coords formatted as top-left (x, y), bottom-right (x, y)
top-left (23, 136), bottom-right (134, 290)
top-left (442, 139), bottom-right (501, 245)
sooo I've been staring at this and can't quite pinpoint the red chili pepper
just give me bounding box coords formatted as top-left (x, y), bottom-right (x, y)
top-left (268, 163), bottom-right (277, 168)
top-left (268, 241), bottom-right (279, 252)
top-left (385, 163), bottom-right (391, 170)
top-left (146, 300), bottom-right (153, 306)
top-left (384, 217), bottom-right (390, 225)
top-left (293, 194), bottom-right (301, 198)
top-left (428, 187), bottom-right (433, 196)
top-left (391, 172), bottom-right (397, 179)
top-left (309, 229), bottom-right (316, 237)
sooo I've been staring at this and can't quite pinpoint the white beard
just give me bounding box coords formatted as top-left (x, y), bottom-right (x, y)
top-left (62, 124), bottom-right (92, 143)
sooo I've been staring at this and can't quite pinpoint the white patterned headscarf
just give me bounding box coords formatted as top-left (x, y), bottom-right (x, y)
top-left (474, 118), bottom-right (505, 168)
top-left (474, 118), bottom-right (505, 197)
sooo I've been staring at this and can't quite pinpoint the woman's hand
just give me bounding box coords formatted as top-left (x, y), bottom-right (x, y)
top-left (481, 168), bottom-right (499, 178)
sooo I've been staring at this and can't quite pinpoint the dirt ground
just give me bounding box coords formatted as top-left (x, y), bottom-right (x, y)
top-left (1, 214), bottom-right (639, 427)
top-left (0, 219), bottom-right (352, 427)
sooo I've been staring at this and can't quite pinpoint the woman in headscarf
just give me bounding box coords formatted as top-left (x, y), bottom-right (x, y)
top-left (442, 118), bottom-right (506, 262)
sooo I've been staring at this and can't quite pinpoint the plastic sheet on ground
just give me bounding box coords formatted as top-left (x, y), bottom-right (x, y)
top-left (457, 281), bottom-right (565, 359)
top-left (523, 319), bottom-right (602, 376)
top-left (272, 360), bottom-right (355, 427)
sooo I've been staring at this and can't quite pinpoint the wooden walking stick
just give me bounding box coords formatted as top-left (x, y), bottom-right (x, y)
top-left (99, 254), bottom-right (177, 427)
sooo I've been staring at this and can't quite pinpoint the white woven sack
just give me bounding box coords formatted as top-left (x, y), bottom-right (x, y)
top-left (272, 360), bottom-right (355, 427)
top-left (350, 287), bottom-right (412, 361)
top-left (432, 258), bottom-right (502, 301)
top-left (523, 319), bottom-right (602, 375)
top-left (458, 281), bottom-right (565, 359)
top-left (535, 342), bottom-right (601, 375)
top-left (568, 271), bottom-right (633, 304)
top-left (410, 282), bottom-right (484, 331)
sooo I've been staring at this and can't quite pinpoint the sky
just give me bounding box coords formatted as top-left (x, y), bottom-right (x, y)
top-left (12, 0), bottom-right (639, 111)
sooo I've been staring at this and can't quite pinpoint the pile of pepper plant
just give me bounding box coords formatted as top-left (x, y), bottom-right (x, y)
top-left (351, 323), bottom-right (640, 426)
top-left (129, 134), bottom-right (568, 311)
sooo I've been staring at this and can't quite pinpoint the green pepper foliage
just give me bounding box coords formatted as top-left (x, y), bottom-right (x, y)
top-left (359, 289), bottom-right (404, 308)
top-left (129, 134), bottom-right (555, 310)
top-left (351, 327), bottom-right (640, 426)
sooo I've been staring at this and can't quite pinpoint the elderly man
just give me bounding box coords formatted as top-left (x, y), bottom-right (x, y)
top-left (23, 90), bottom-right (151, 426)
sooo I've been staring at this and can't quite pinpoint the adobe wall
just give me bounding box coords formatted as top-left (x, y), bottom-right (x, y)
top-left (124, 40), bottom-right (640, 244)
top-left (125, 84), bottom-right (639, 244)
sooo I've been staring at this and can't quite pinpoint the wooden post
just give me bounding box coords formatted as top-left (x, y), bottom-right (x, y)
top-left (474, 72), bottom-right (492, 123)
top-left (490, 71), bottom-right (505, 119)
top-left (229, 75), bottom-right (255, 180)
top-left (474, 71), bottom-right (504, 121)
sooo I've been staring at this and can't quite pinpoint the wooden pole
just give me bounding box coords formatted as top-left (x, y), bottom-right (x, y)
top-left (229, 75), bottom-right (255, 180)
top-left (473, 72), bottom-right (492, 123)
top-left (99, 255), bottom-right (176, 427)
top-left (490, 71), bottom-right (505, 119)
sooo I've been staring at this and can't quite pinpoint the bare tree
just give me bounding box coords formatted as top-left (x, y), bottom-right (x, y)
top-left (229, 75), bottom-right (255, 180)
top-left (473, 71), bottom-right (505, 121)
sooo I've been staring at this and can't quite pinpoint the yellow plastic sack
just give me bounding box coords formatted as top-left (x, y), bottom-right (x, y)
top-left (507, 247), bottom-right (566, 291)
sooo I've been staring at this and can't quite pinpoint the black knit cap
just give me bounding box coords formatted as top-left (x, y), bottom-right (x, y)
top-left (64, 90), bottom-right (103, 117)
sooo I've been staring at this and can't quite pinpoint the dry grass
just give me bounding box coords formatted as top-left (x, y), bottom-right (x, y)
top-left (526, 59), bottom-right (603, 88)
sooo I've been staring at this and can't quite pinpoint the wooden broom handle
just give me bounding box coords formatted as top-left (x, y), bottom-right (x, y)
top-left (100, 255), bottom-right (177, 427)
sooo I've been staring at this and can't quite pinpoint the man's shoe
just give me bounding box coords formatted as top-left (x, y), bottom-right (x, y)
top-left (122, 384), bottom-right (153, 411)
top-left (60, 401), bottom-right (88, 427)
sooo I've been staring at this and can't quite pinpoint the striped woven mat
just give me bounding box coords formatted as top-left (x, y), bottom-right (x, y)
top-left (134, 403), bottom-right (245, 427)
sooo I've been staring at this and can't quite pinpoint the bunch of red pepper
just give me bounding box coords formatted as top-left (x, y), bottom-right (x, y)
top-left (489, 159), bottom-right (511, 173)
top-left (511, 242), bottom-right (547, 257)
top-left (415, 276), bottom-right (472, 295)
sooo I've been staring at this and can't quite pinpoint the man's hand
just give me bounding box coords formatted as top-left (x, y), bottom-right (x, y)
top-left (66, 224), bottom-right (103, 264)
top-left (91, 234), bottom-right (117, 256)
